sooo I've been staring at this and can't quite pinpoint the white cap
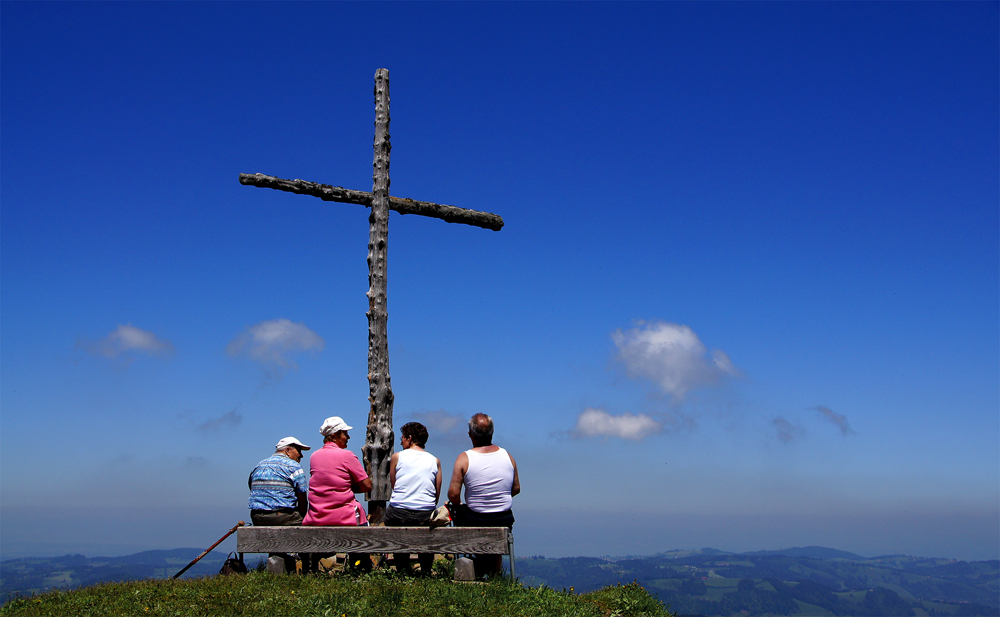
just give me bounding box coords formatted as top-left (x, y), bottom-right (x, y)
top-left (320, 416), bottom-right (353, 436)
top-left (275, 436), bottom-right (311, 451)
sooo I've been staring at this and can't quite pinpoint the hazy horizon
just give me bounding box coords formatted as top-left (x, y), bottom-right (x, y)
top-left (1, 538), bottom-right (993, 565)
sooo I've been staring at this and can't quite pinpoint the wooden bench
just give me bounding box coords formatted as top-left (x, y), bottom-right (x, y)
top-left (237, 526), bottom-right (515, 579)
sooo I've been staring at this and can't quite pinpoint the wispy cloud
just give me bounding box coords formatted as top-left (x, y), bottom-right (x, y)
top-left (410, 409), bottom-right (465, 434)
top-left (197, 409), bottom-right (242, 432)
top-left (772, 416), bottom-right (805, 443)
top-left (225, 318), bottom-right (324, 368)
top-left (813, 405), bottom-right (856, 436)
top-left (80, 324), bottom-right (174, 361)
top-left (612, 321), bottom-right (741, 400)
top-left (573, 407), bottom-right (662, 440)
top-left (404, 409), bottom-right (471, 450)
top-left (184, 456), bottom-right (210, 469)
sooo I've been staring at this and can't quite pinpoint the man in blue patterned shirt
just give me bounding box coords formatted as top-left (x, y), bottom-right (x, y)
top-left (248, 436), bottom-right (310, 526)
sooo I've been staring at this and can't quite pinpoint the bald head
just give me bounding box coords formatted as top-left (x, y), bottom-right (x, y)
top-left (468, 413), bottom-right (494, 446)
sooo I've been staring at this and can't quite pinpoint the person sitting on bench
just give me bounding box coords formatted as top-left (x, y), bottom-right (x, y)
top-left (248, 436), bottom-right (311, 572)
top-left (448, 413), bottom-right (520, 578)
top-left (303, 416), bottom-right (372, 572)
top-left (384, 421), bottom-right (443, 575)
top-left (248, 436), bottom-right (310, 526)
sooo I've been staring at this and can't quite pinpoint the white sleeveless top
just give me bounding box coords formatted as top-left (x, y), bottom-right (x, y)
top-left (464, 447), bottom-right (514, 513)
top-left (389, 449), bottom-right (438, 511)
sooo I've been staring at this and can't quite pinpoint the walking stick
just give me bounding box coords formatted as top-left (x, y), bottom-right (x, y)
top-left (171, 521), bottom-right (245, 579)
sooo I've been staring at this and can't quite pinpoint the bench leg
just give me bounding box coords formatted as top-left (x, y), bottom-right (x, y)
top-left (508, 533), bottom-right (516, 579)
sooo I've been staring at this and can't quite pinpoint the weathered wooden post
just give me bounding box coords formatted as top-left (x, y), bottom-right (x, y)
top-left (239, 68), bottom-right (504, 524)
top-left (363, 68), bottom-right (394, 523)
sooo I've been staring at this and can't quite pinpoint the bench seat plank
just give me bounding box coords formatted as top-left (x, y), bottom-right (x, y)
top-left (237, 526), bottom-right (510, 555)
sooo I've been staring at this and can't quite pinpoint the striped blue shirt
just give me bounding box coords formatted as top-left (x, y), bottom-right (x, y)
top-left (248, 453), bottom-right (308, 511)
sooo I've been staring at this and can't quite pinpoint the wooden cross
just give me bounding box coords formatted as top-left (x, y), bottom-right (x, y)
top-left (239, 68), bottom-right (504, 522)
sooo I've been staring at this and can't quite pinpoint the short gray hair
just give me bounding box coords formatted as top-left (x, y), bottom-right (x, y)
top-left (468, 413), bottom-right (494, 441)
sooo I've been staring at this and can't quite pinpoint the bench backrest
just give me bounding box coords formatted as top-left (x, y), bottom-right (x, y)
top-left (237, 526), bottom-right (510, 555)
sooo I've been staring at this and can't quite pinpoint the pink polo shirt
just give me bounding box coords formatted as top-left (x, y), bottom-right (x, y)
top-left (303, 442), bottom-right (370, 526)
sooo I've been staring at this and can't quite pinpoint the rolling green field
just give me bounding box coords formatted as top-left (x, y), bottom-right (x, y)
top-left (517, 549), bottom-right (999, 616)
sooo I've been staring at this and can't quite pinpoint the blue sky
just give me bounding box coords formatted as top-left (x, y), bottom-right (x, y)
top-left (2, 2), bottom-right (997, 562)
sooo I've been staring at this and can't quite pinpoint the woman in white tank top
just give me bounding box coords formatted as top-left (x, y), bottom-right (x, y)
top-left (384, 421), bottom-right (442, 574)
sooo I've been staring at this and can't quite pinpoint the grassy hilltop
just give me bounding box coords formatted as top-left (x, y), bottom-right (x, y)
top-left (0, 570), bottom-right (674, 617)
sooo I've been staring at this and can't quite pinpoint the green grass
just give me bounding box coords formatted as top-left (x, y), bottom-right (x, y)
top-left (645, 579), bottom-right (681, 592)
top-left (789, 599), bottom-right (836, 616)
top-left (1, 571), bottom-right (675, 617)
top-left (703, 578), bottom-right (737, 588)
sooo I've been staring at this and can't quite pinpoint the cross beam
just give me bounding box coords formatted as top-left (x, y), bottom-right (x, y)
top-left (238, 174), bottom-right (504, 231)
top-left (239, 69), bottom-right (503, 523)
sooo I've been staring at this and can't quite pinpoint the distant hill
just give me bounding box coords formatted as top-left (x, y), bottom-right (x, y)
top-left (1, 548), bottom-right (230, 602)
top-left (741, 546), bottom-right (867, 560)
top-left (518, 548), bottom-right (1000, 616)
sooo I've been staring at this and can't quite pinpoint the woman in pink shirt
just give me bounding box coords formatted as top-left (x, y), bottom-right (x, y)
top-left (303, 416), bottom-right (372, 571)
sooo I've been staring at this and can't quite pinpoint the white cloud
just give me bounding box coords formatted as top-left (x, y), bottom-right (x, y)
top-left (226, 318), bottom-right (324, 367)
top-left (84, 324), bottom-right (174, 360)
top-left (574, 407), bottom-right (662, 440)
top-left (612, 321), bottom-right (741, 400)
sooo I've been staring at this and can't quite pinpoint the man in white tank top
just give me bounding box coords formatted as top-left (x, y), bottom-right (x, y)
top-left (447, 413), bottom-right (520, 577)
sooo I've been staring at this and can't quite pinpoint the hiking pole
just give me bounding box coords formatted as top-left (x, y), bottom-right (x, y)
top-left (172, 521), bottom-right (245, 579)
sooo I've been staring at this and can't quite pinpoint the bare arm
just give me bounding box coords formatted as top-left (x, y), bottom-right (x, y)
top-left (447, 452), bottom-right (469, 505)
top-left (352, 453), bottom-right (374, 494)
top-left (355, 477), bottom-right (373, 494)
top-left (434, 457), bottom-right (443, 503)
top-left (508, 452), bottom-right (520, 497)
top-left (389, 452), bottom-right (399, 490)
